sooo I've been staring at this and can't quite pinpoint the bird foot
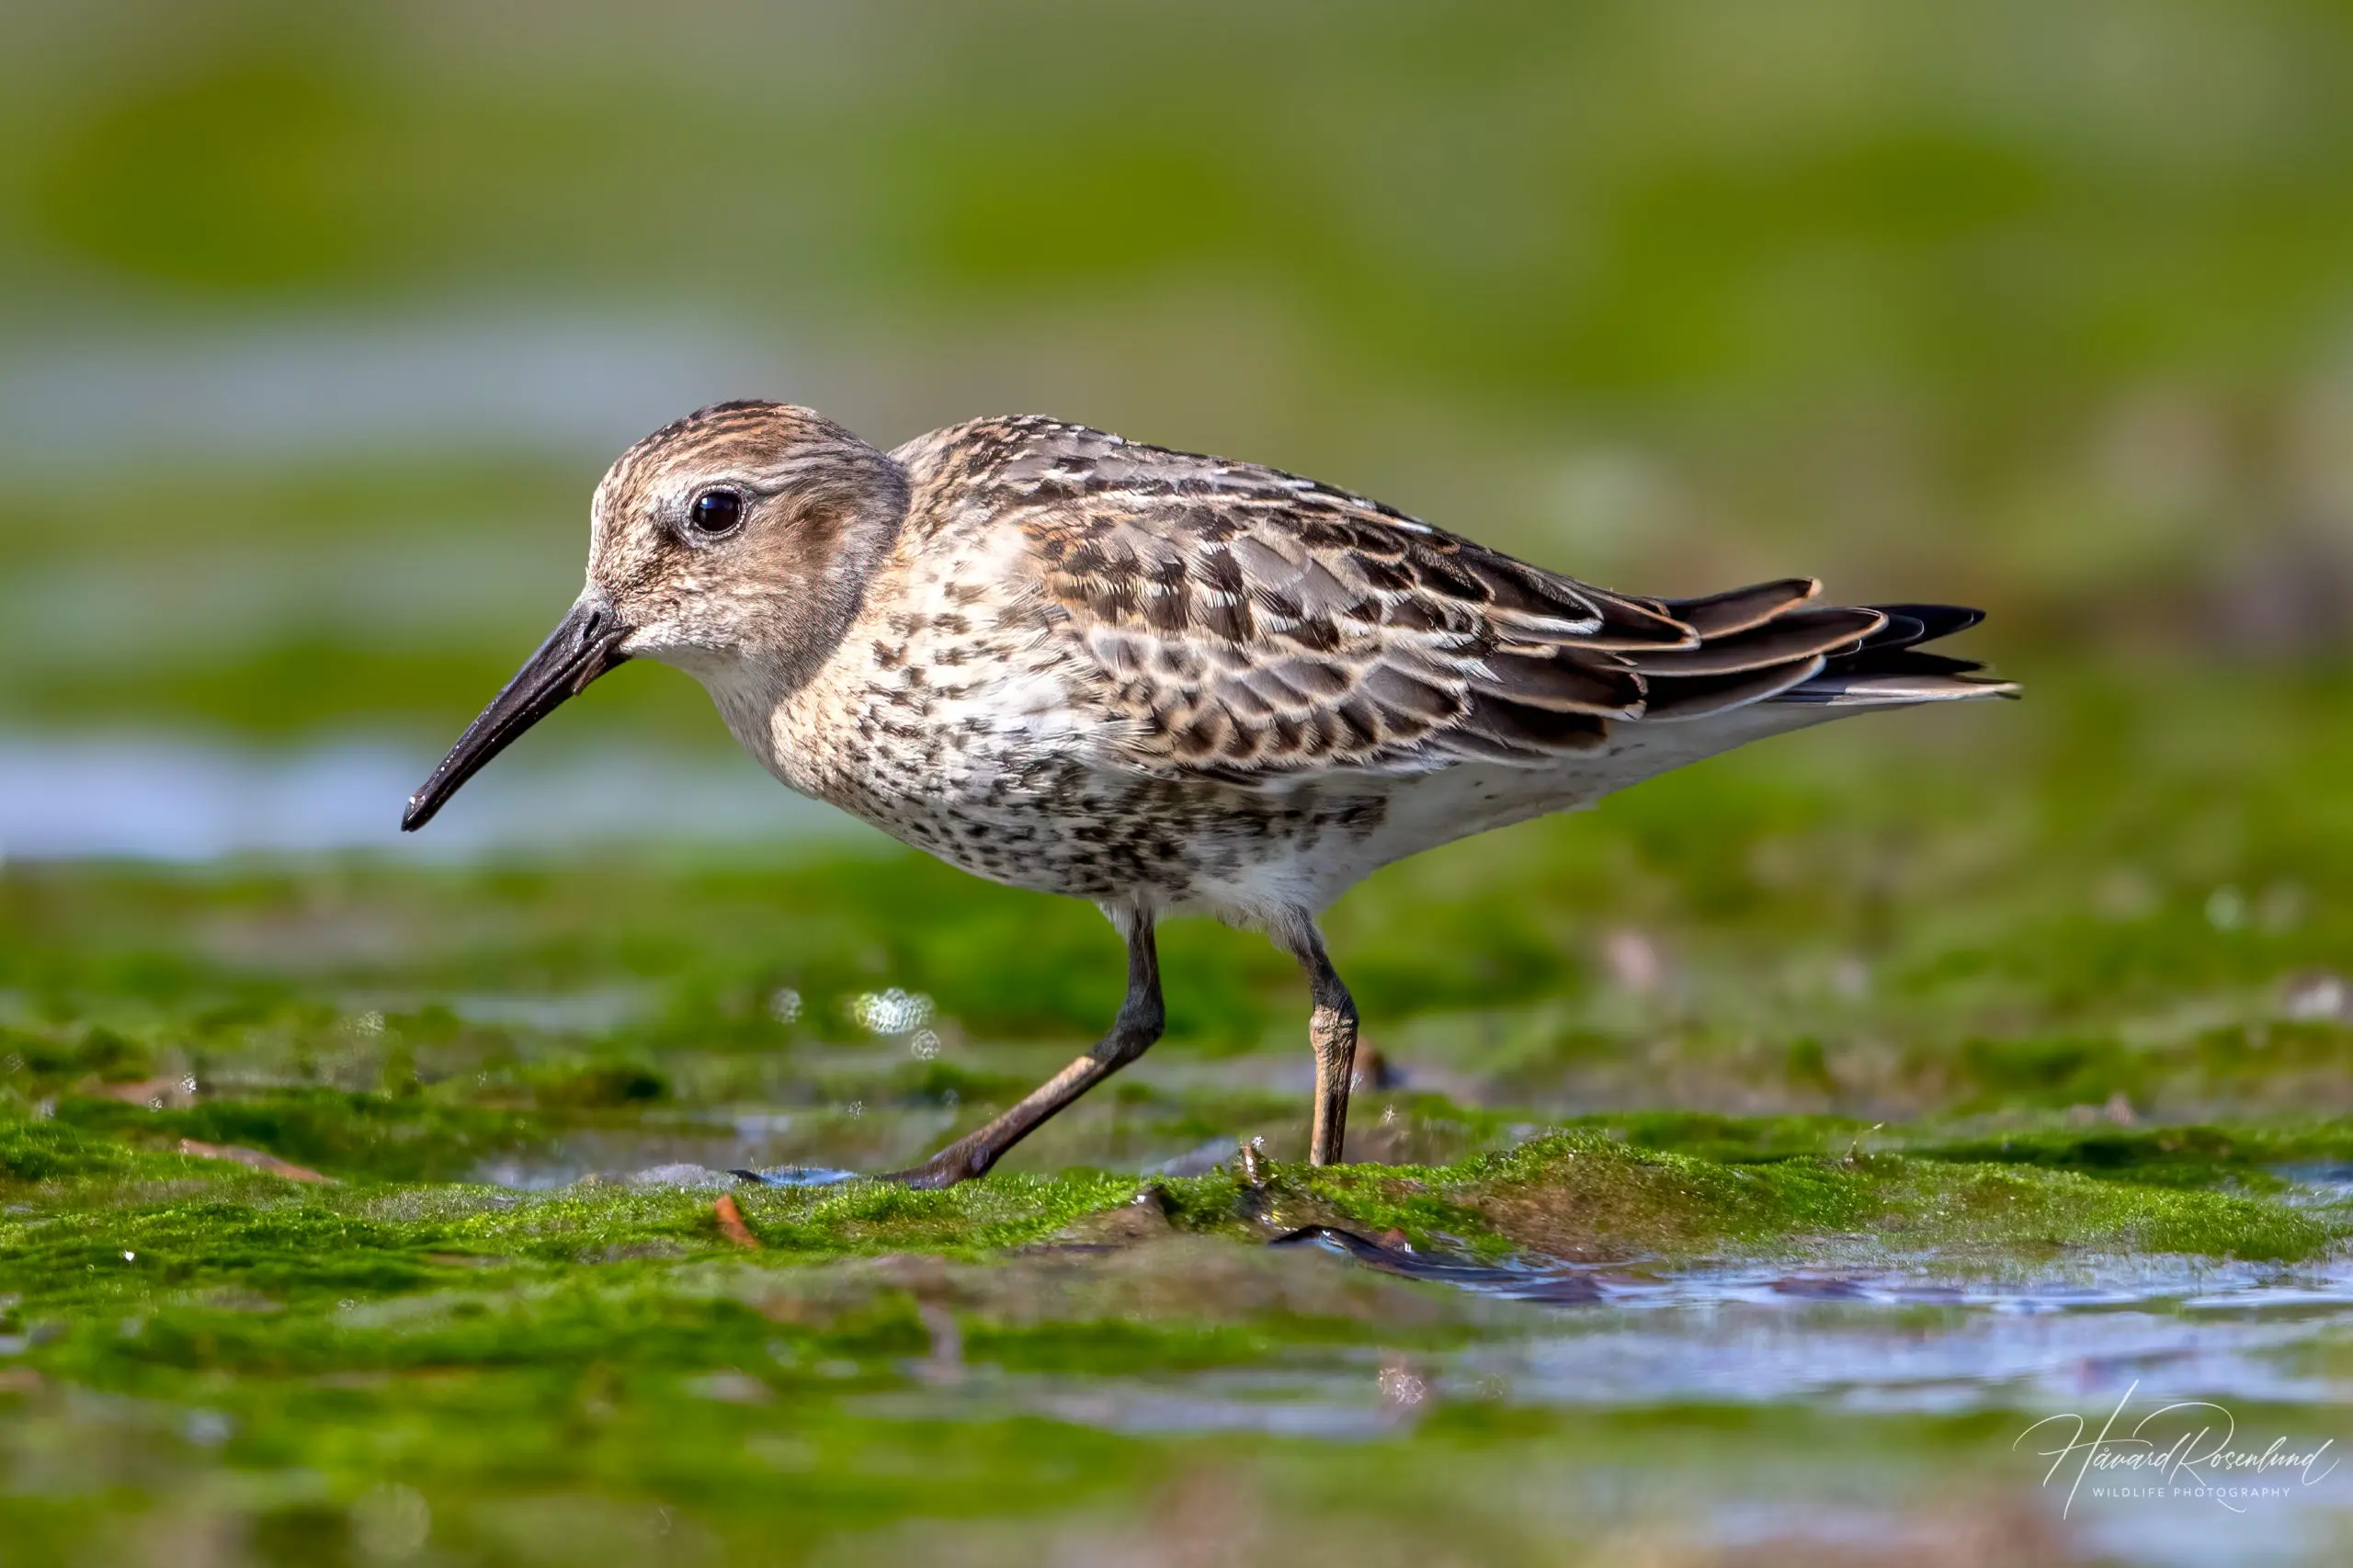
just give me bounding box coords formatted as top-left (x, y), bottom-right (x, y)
top-left (733, 1149), bottom-right (989, 1190)
top-left (879, 1146), bottom-right (988, 1189)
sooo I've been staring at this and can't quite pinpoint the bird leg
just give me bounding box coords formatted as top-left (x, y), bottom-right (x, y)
top-left (888, 915), bottom-right (1163, 1189)
top-left (1285, 923), bottom-right (1359, 1165)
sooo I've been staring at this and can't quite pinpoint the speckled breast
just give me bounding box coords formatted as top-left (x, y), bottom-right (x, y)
top-left (791, 708), bottom-right (1390, 916)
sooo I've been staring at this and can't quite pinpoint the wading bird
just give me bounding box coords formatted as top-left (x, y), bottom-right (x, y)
top-left (404, 403), bottom-right (2012, 1186)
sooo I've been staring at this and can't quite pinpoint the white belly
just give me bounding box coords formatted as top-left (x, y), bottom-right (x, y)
top-left (1207, 702), bottom-right (1852, 916)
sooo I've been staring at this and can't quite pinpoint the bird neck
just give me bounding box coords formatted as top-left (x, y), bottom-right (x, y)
top-left (693, 448), bottom-right (911, 790)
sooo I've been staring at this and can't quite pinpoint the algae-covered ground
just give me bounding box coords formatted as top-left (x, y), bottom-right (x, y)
top-left (7, 671), bottom-right (2353, 1566)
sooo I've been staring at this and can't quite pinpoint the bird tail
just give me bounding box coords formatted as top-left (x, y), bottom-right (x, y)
top-left (1769, 603), bottom-right (2018, 707)
top-left (1621, 585), bottom-right (2017, 721)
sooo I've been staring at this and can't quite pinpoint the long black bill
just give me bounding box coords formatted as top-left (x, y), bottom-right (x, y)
top-left (401, 598), bottom-right (631, 832)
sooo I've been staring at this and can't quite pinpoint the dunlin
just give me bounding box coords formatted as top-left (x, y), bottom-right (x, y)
top-left (404, 403), bottom-right (2013, 1186)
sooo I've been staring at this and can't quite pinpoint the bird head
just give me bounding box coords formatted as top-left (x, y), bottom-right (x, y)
top-left (402, 401), bottom-right (907, 832)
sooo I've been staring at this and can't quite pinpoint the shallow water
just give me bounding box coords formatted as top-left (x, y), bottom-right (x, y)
top-left (0, 732), bottom-right (874, 859)
top-left (850, 1237), bottom-right (2353, 1566)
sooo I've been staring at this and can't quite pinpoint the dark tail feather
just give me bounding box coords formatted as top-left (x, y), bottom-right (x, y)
top-left (1775, 602), bottom-right (2017, 707)
top-left (1863, 603), bottom-right (1984, 644)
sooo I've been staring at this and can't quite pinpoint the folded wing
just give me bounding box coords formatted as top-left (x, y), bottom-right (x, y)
top-left (983, 424), bottom-right (2005, 782)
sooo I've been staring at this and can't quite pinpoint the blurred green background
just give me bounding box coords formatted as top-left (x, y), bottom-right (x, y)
top-left (15, 8), bottom-right (2353, 1566)
top-left (5, 0), bottom-right (2351, 795)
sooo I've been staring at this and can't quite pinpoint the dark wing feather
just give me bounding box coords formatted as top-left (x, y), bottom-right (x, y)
top-left (1620, 607), bottom-right (1884, 678)
top-left (1642, 656), bottom-right (1831, 721)
top-left (1657, 577), bottom-right (1821, 639)
top-left (949, 419), bottom-right (1990, 778)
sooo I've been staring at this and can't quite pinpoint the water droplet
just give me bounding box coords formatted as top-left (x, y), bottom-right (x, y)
top-left (847, 987), bottom-right (934, 1035)
top-left (1378, 1361), bottom-right (1429, 1407)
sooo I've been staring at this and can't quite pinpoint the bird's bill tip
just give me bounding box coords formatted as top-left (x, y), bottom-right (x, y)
top-left (400, 597), bottom-right (631, 834)
top-left (398, 786), bottom-right (445, 834)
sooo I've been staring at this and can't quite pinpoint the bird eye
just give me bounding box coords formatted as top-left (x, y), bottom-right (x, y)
top-left (688, 489), bottom-right (745, 536)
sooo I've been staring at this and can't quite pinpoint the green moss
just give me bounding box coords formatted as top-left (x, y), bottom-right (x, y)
top-left (51, 1089), bottom-right (558, 1184)
top-left (0, 1118), bottom-right (147, 1184)
top-left (1271, 1129), bottom-right (2348, 1265)
top-left (1563, 1111), bottom-right (1882, 1165)
top-left (4, 1097), bottom-right (2348, 1568)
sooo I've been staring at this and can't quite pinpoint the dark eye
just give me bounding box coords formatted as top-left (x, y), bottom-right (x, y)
top-left (689, 489), bottom-right (745, 536)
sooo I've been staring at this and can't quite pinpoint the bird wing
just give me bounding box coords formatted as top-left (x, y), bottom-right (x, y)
top-left (955, 419), bottom-right (1899, 783)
